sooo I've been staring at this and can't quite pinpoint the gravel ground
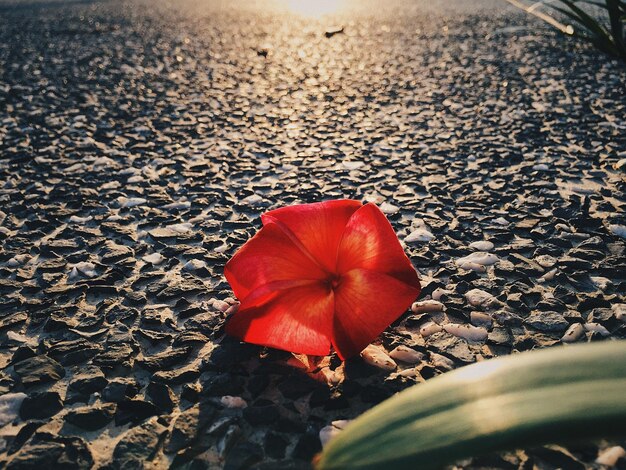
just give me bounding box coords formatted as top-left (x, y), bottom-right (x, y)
top-left (1, 0), bottom-right (625, 468)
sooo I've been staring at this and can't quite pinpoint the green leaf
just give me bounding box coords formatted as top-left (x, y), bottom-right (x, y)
top-left (317, 341), bottom-right (626, 470)
top-left (606, 0), bottom-right (626, 56)
top-left (505, 0), bottom-right (577, 34)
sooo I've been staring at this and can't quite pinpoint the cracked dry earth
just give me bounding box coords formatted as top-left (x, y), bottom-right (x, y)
top-left (1, 0), bottom-right (626, 468)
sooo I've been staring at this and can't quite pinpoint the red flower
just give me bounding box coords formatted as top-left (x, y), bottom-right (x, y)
top-left (224, 200), bottom-right (421, 360)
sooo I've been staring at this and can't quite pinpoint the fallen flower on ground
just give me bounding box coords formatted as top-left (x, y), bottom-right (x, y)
top-left (224, 199), bottom-right (421, 359)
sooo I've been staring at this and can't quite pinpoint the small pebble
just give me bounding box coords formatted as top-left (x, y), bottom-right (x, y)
top-left (117, 196), bottom-right (147, 208)
top-left (534, 255), bottom-right (557, 268)
top-left (470, 312), bottom-right (492, 328)
top-left (561, 323), bottom-right (584, 343)
top-left (584, 323), bottom-right (610, 336)
top-left (609, 224), bottom-right (626, 239)
top-left (443, 323), bottom-right (488, 342)
top-left (69, 215), bottom-right (92, 223)
top-left (361, 345), bottom-right (397, 371)
top-left (380, 202), bottom-right (399, 214)
top-left (537, 268), bottom-right (557, 283)
top-left (389, 346), bottom-right (424, 364)
top-left (411, 300), bottom-right (444, 313)
top-left (183, 259), bottom-right (207, 271)
top-left (465, 289), bottom-right (498, 309)
top-left (430, 352), bottom-right (454, 370)
top-left (613, 304), bottom-right (626, 322)
top-left (431, 288), bottom-right (451, 301)
top-left (405, 227), bottom-right (434, 243)
top-left (456, 252), bottom-right (499, 268)
top-left (319, 420), bottom-right (350, 448)
top-left (7, 254), bottom-right (29, 267)
top-left (468, 240), bottom-right (494, 251)
top-left (70, 261), bottom-right (98, 278)
top-left (142, 253), bottom-right (165, 265)
top-left (167, 223), bottom-right (192, 233)
top-left (596, 446), bottom-right (626, 466)
top-left (419, 321), bottom-right (443, 337)
top-left (220, 396), bottom-right (247, 409)
top-left (163, 200), bottom-right (191, 210)
top-left (342, 161), bottom-right (363, 170)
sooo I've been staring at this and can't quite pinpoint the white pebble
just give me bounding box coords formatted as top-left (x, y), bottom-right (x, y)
top-left (361, 345), bottom-right (397, 371)
top-left (167, 223), bottom-right (192, 233)
top-left (537, 268), bottom-right (557, 283)
top-left (470, 312), bottom-right (492, 328)
top-left (68, 266), bottom-right (80, 280)
top-left (342, 161), bottom-right (363, 170)
top-left (613, 304), bottom-right (626, 322)
top-left (609, 224), bottom-right (626, 239)
top-left (214, 243), bottom-right (229, 253)
top-left (242, 194), bottom-right (263, 205)
top-left (590, 276), bottom-right (611, 291)
top-left (457, 261), bottom-right (487, 273)
top-left (6, 331), bottom-right (29, 343)
top-left (405, 227), bottom-right (434, 243)
top-left (389, 346), bottom-right (424, 364)
top-left (532, 163), bottom-right (549, 171)
top-left (163, 200), bottom-right (191, 210)
top-left (596, 446), bottom-right (626, 466)
top-left (431, 288), bottom-right (450, 301)
top-left (220, 396), bottom-right (247, 409)
top-left (534, 255), bottom-right (557, 268)
top-left (7, 254), bottom-right (29, 267)
top-left (127, 175), bottom-right (144, 184)
top-left (102, 181), bottom-right (120, 190)
top-left (380, 202), bottom-right (399, 215)
top-left (493, 217), bottom-right (509, 226)
top-left (465, 289), bottom-right (498, 309)
top-left (456, 252), bottom-right (499, 267)
top-left (469, 240), bottom-right (494, 251)
top-left (69, 215), bottom-right (92, 224)
top-left (430, 352), bottom-right (454, 370)
top-left (212, 299), bottom-right (231, 312)
top-left (0, 393), bottom-right (27, 427)
top-left (319, 420), bottom-right (351, 448)
top-left (443, 323), bottom-right (488, 342)
top-left (183, 259), bottom-right (207, 271)
top-left (142, 253), bottom-right (165, 265)
top-left (584, 322), bottom-right (610, 336)
top-left (419, 321), bottom-right (443, 337)
top-left (561, 323), bottom-right (584, 343)
top-left (117, 196), bottom-right (147, 208)
top-left (411, 300), bottom-right (444, 313)
top-left (93, 156), bottom-right (116, 167)
top-left (71, 261), bottom-right (97, 278)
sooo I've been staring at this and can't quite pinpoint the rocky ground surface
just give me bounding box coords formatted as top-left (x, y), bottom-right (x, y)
top-left (1, 0), bottom-right (625, 468)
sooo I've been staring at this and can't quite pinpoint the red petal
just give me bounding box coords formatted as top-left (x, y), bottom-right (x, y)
top-left (261, 199), bottom-right (362, 273)
top-left (225, 282), bottom-right (334, 356)
top-left (332, 268), bottom-right (420, 359)
top-left (336, 203), bottom-right (420, 287)
top-left (224, 222), bottom-right (327, 300)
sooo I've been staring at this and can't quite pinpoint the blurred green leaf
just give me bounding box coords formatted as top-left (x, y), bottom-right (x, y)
top-left (505, 0), bottom-right (626, 59)
top-left (317, 342), bottom-right (626, 470)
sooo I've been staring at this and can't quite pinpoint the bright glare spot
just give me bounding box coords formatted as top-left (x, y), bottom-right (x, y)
top-left (287, 0), bottom-right (342, 17)
top-left (454, 359), bottom-right (505, 382)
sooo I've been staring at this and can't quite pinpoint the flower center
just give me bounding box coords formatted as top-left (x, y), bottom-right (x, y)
top-left (326, 273), bottom-right (341, 290)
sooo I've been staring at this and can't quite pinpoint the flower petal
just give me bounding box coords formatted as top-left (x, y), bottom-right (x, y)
top-left (262, 199), bottom-right (362, 273)
top-left (332, 268), bottom-right (420, 360)
top-left (224, 222), bottom-right (327, 300)
top-left (225, 282), bottom-right (334, 356)
top-left (336, 203), bottom-right (420, 287)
